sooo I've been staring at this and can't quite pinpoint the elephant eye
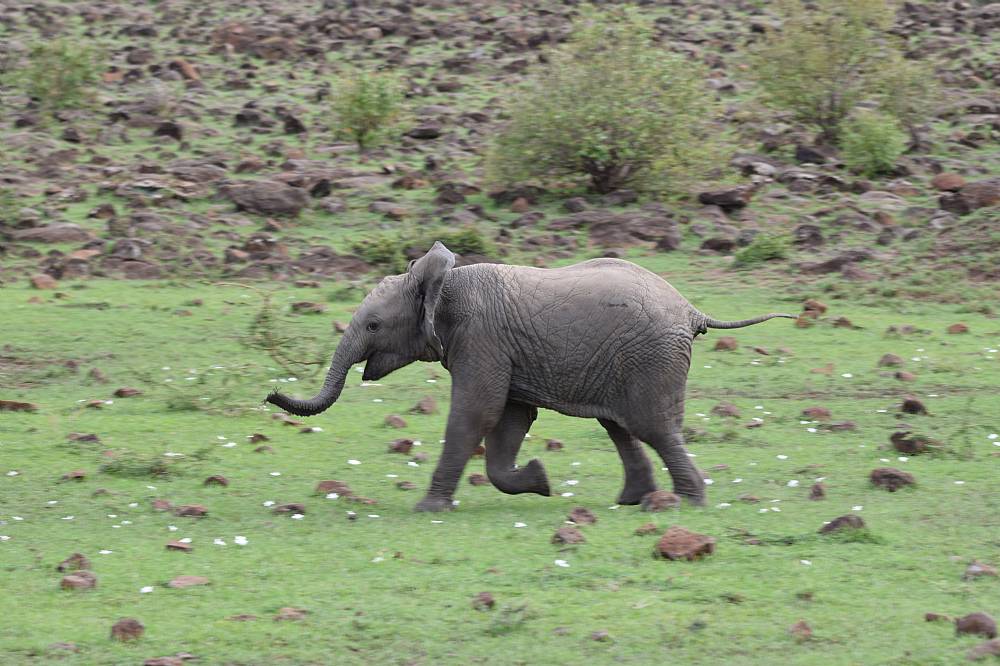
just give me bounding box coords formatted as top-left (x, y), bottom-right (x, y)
top-left (366, 321), bottom-right (380, 332)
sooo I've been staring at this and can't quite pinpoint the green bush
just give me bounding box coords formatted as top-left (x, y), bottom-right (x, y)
top-left (734, 233), bottom-right (790, 266)
top-left (487, 6), bottom-right (724, 195)
top-left (751, 0), bottom-right (932, 144)
top-left (16, 39), bottom-right (100, 113)
top-left (332, 70), bottom-right (403, 152)
top-left (352, 234), bottom-right (408, 274)
top-left (840, 111), bottom-right (907, 177)
top-left (433, 228), bottom-right (493, 257)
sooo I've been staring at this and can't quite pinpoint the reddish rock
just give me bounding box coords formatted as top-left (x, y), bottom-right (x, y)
top-left (654, 526), bottom-right (715, 561)
top-left (895, 370), bottom-right (917, 382)
top-left (468, 473), bottom-right (490, 486)
top-left (110, 618), bottom-right (145, 642)
top-left (964, 561), bottom-right (999, 580)
top-left (113, 387), bottom-right (143, 398)
top-left (248, 433), bottom-right (269, 443)
top-left (545, 439), bottom-right (564, 451)
top-left (931, 173), bottom-right (965, 191)
top-left (60, 469), bottom-right (87, 481)
top-left (802, 406), bottom-right (831, 421)
top-left (634, 523), bottom-right (659, 536)
top-left (900, 398), bottom-right (927, 415)
top-left (552, 526), bottom-right (586, 544)
top-left (274, 607), bottom-right (308, 622)
top-left (272, 503), bottom-right (306, 515)
top-left (641, 490), bottom-right (681, 512)
top-left (967, 639), bottom-right (1000, 661)
top-left (174, 504), bottom-right (208, 517)
top-left (143, 657), bottom-right (184, 666)
top-left (57, 553), bottom-right (91, 572)
top-left (590, 630), bottom-right (611, 642)
top-left (67, 432), bottom-right (100, 443)
top-left (396, 481), bottom-right (417, 490)
top-left (788, 620), bottom-right (812, 640)
top-left (714, 336), bottom-right (738, 351)
top-left (819, 514), bottom-right (865, 534)
top-left (384, 414), bottom-right (407, 428)
top-left (809, 482), bottom-right (826, 500)
top-left (803, 299), bottom-right (827, 314)
top-left (947, 323), bottom-right (969, 334)
top-left (870, 467), bottom-right (915, 492)
top-left (472, 592), bottom-right (495, 611)
top-left (152, 499), bottom-right (173, 512)
top-left (31, 274), bottom-right (57, 289)
top-left (925, 612), bottom-right (951, 622)
top-left (956, 613), bottom-right (997, 639)
top-left (890, 432), bottom-right (931, 455)
top-left (878, 353), bottom-right (904, 367)
top-left (60, 571), bottom-right (97, 590)
top-left (388, 439), bottom-right (414, 454)
top-left (167, 575), bottom-right (210, 589)
top-left (0, 400), bottom-right (39, 412)
top-left (711, 402), bottom-right (741, 418)
top-left (510, 197), bottom-right (531, 213)
top-left (315, 480), bottom-right (352, 496)
top-left (410, 396), bottom-right (437, 414)
top-left (166, 541), bottom-right (192, 552)
top-left (568, 507), bottom-right (597, 525)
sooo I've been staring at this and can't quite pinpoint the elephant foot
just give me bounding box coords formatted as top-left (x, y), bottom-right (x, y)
top-left (488, 459), bottom-right (551, 496)
top-left (414, 495), bottom-right (455, 512)
top-left (617, 484), bottom-right (658, 506)
top-left (677, 490), bottom-right (707, 507)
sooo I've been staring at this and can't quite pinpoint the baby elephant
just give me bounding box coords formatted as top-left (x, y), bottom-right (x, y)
top-left (267, 242), bottom-right (794, 512)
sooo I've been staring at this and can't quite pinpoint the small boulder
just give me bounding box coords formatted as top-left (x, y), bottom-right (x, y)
top-left (110, 618), bottom-right (144, 642)
top-left (900, 398), bottom-right (927, 415)
top-left (711, 402), bottom-right (741, 418)
top-left (60, 571), bottom-right (97, 590)
top-left (956, 613), bottom-right (998, 639)
top-left (113, 387), bottom-right (142, 398)
top-left (634, 523), bottom-right (659, 536)
top-left (203, 475), bottom-right (229, 486)
top-left (890, 432), bottom-right (930, 455)
top-left (819, 515), bottom-right (865, 534)
top-left (947, 323), bottom-right (969, 334)
top-left (925, 612), bottom-right (951, 623)
top-left (878, 353), bottom-right (904, 367)
top-left (410, 396), bottom-right (437, 414)
top-left (56, 553), bottom-right (91, 572)
top-left (552, 526), bottom-right (586, 544)
top-left (967, 639), bottom-right (1000, 661)
top-left (396, 481), bottom-right (417, 491)
top-left (274, 607), bottom-right (308, 622)
top-left (654, 526), bottom-right (715, 561)
top-left (788, 620), bottom-right (813, 641)
top-left (165, 541), bottom-right (192, 552)
top-left (384, 414), bottom-right (407, 428)
top-left (713, 336), bottom-right (738, 351)
top-left (272, 503), bottom-right (306, 515)
top-left (567, 507), bottom-right (597, 525)
top-left (808, 482), bottom-right (826, 501)
top-left (468, 473), bottom-right (490, 486)
top-left (315, 480), bottom-right (352, 496)
top-left (472, 592), bottom-right (495, 611)
top-left (870, 467), bottom-right (915, 492)
top-left (802, 406), bottom-right (832, 420)
top-left (174, 504), bottom-right (208, 517)
top-left (388, 439), bottom-right (414, 454)
top-left (545, 439), bottom-right (564, 451)
top-left (641, 490), bottom-right (681, 512)
top-left (167, 575), bottom-right (210, 589)
top-left (931, 173), bottom-right (965, 192)
top-left (964, 561), bottom-right (999, 580)
top-left (30, 274), bottom-right (57, 289)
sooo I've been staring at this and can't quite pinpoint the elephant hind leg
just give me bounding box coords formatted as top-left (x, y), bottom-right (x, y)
top-left (485, 402), bottom-right (550, 496)
top-left (640, 431), bottom-right (705, 506)
top-left (599, 418), bottom-right (658, 505)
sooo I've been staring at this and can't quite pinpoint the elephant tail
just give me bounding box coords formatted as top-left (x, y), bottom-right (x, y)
top-left (691, 310), bottom-right (796, 335)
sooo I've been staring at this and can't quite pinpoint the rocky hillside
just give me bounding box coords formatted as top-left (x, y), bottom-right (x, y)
top-left (0, 0), bottom-right (997, 300)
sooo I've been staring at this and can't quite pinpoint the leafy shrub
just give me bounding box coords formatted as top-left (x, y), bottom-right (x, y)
top-left (487, 6), bottom-right (723, 195)
top-left (15, 39), bottom-right (100, 113)
top-left (432, 228), bottom-right (493, 257)
top-left (751, 0), bottom-right (932, 143)
top-left (352, 234), bottom-right (408, 274)
top-left (99, 450), bottom-right (174, 479)
top-left (840, 111), bottom-right (907, 177)
top-left (332, 70), bottom-right (403, 151)
top-left (734, 234), bottom-right (790, 266)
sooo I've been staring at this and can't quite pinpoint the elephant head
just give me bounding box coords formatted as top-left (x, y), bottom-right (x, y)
top-left (265, 242), bottom-right (455, 417)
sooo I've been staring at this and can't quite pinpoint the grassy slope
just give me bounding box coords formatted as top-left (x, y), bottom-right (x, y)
top-left (1, 265), bottom-right (998, 665)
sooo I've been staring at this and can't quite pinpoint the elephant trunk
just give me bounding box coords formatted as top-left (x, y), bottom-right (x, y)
top-left (265, 333), bottom-right (362, 417)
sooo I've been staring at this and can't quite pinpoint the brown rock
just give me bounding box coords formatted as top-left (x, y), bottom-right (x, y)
top-left (925, 612), bottom-right (951, 622)
top-left (802, 406), bottom-right (831, 421)
top-left (203, 475), bottom-right (229, 486)
top-left (832, 316), bottom-right (855, 329)
top-left (809, 482), bottom-right (826, 500)
top-left (819, 514), bottom-right (865, 534)
top-left (227, 614), bottom-right (258, 622)
top-left (388, 439), bottom-right (414, 454)
top-left (468, 473), bottom-right (490, 486)
top-left (810, 362), bottom-right (833, 375)
top-left (152, 499), bottom-right (173, 512)
top-left (545, 439), bottom-right (564, 451)
top-left (803, 299), bottom-right (827, 315)
top-left (711, 402), bottom-right (741, 418)
top-left (552, 526), bottom-right (586, 544)
top-left (900, 398), bottom-right (927, 415)
top-left (890, 432), bottom-right (930, 455)
top-left (0, 400), bottom-right (39, 412)
top-left (315, 480), bottom-right (352, 496)
top-left (57, 552), bottom-right (91, 572)
top-left (698, 186), bottom-right (753, 209)
top-left (967, 639), bottom-right (1000, 661)
top-left (113, 387), bottom-right (142, 398)
top-left (274, 607), bottom-right (308, 622)
top-left (654, 526), bottom-right (715, 561)
top-left (641, 490), bottom-right (681, 512)
top-left (272, 503), bottom-right (306, 515)
top-left (964, 561), bottom-right (999, 580)
top-left (870, 467), bottom-right (915, 492)
top-left (290, 301), bottom-right (326, 314)
top-left (110, 618), bottom-right (144, 642)
top-left (248, 433), bottom-right (269, 443)
top-left (143, 657), bottom-right (184, 666)
top-left (174, 504), bottom-right (208, 517)
top-left (947, 323), bottom-right (969, 334)
top-left (895, 370), bottom-right (917, 382)
top-left (590, 630), bottom-right (611, 642)
top-left (714, 336), bottom-right (738, 351)
top-left (410, 396), bottom-right (437, 414)
top-left (957, 613), bottom-right (998, 639)
top-left (568, 507), bottom-right (597, 525)
top-left (931, 173), bottom-right (965, 191)
top-left (67, 432), bottom-right (100, 443)
top-left (254, 445), bottom-right (273, 453)
top-left (396, 481), bottom-right (417, 491)
top-left (166, 541), bottom-right (192, 552)
top-left (384, 414), bottom-right (407, 428)
top-left (60, 571), bottom-right (97, 590)
top-left (472, 592), bottom-right (495, 611)
top-left (220, 180), bottom-right (309, 217)
top-left (634, 523), bottom-right (659, 536)
top-left (30, 274), bottom-right (57, 289)
top-left (510, 197), bottom-right (530, 213)
top-left (167, 575), bottom-right (210, 589)
top-left (60, 469), bottom-right (87, 481)
top-left (788, 620), bottom-right (812, 640)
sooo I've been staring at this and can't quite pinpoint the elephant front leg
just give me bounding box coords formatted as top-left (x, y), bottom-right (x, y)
top-left (415, 371), bottom-right (509, 512)
top-left (599, 418), bottom-right (658, 505)
top-left (485, 402), bottom-right (550, 496)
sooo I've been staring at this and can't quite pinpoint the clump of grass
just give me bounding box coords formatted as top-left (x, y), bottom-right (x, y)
top-left (99, 450), bottom-right (175, 479)
top-left (734, 234), bottom-right (790, 266)
top-left (840, 111), bottom-right (907, 178)
top-left (820, 528), bottom-right (885, 545)
top-left (486, 603), bottom-right (535, 636)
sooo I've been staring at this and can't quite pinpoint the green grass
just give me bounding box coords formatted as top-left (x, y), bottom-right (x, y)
top-left (2, 273), bottom-right (998, 665)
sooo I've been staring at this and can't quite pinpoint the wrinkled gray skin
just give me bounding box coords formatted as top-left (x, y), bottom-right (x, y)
top-left (267, 242), bottom-right (794, 512)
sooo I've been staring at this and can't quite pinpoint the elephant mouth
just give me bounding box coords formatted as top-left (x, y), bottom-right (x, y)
top-left (362, 353), bottom-right (406, 381)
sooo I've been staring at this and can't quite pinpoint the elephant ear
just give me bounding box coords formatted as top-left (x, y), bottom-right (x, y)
top-left (410, 241), bottom-right (455, 356)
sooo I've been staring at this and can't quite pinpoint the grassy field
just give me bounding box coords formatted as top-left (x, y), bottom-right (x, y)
top-left (2, 261), bottom-right (998, 665)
